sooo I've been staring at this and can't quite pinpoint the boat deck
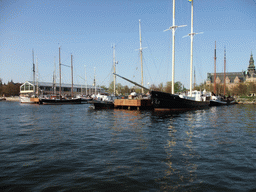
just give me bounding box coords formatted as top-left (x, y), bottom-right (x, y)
top-left (114, 99), bottom-right (152, 110)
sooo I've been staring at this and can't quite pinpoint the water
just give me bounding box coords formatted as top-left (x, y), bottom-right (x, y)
top-left (0, 101), bottom-right (255, 192)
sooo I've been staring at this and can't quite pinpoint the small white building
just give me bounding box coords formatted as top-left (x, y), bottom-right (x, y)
top-left (20, 81), bottom-right (106, 97)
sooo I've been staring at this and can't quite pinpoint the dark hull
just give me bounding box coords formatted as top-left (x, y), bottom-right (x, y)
top-left (210, 99), bottom-right (237, 106)
top-left (92, 101), bottom-right (114, 109)
top-left (40, 98), bottom-right (82, 105)
top-left (151, 91), bottom-right (210, 111)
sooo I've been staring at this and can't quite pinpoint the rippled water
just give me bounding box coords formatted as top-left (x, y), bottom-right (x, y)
top-left (0, 101), bottom-right (255, 191)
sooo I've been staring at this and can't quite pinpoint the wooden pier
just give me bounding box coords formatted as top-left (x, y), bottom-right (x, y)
top-left (114, 99), bottom-right (152, 110)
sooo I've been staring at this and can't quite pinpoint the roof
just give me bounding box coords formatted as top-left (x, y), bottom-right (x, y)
top-left (26, 81), bottom-right (97, 89)
top-left (207, 72), bottom-right (246, 83)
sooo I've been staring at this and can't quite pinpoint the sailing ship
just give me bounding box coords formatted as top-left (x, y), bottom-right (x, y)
top-left (76, 66), bottom-right (93, 103)
top-left (151, 0), bottom-right (210, 111)
top-left (40, 47), bottom-right (81, 105)
top-left (210, 45), bottom-right (236, 106)
top-left (91, 45), bottom-right (120, 109)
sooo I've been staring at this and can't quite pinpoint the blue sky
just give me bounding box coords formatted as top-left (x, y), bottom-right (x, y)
top-left (1, 0), bottom-right (256, 89)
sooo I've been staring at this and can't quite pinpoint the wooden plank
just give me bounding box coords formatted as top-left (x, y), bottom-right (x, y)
top-left (114, 99), bottom-right (152, 107)
top-left (30, 98), bottom-right (40, 102)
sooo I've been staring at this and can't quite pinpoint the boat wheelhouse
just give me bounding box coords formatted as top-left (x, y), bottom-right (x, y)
top-left (20, 81), bottom-right (39, 104)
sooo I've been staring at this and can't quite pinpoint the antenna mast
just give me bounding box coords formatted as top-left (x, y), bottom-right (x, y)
top-left (164, 0), bottom-right (186, 94)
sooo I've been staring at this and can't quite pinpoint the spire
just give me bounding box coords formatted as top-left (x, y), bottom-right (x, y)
top-left (249, 52), bottom-right (254, 67)
top-left (248, 52), bottom-right (255, 76)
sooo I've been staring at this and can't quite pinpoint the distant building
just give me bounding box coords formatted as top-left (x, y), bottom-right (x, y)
top-left (206, 52), bottom-right (256, 90)
top-left (20, 81), bottom-right (105, 97)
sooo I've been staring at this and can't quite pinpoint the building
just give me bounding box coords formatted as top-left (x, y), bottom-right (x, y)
top-left (20, 81), bottom-right (105, 97)
top-left (206, 52), bottom-right (256, 90)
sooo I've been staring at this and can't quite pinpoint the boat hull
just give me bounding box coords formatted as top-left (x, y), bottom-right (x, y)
top-left (20, 97), bottom-right (40, 104)
top-left (92, 101), bottom-right (114, 109)
top-left (210, 99), bottom-right (237, 106)
top-left (151, 91), bottom-right (210, 111)
top-left (40, 98), bottom-right (82, 105)
top-left (81, 98), bottom-right (93, 103)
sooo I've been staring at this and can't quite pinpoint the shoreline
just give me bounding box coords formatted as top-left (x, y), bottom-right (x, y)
top-left (2, 97), bottom-right (256, 104)
top-left (2, 97), bottom-right (20, 102)
top-left (235, 97), bottom-right (256, 104)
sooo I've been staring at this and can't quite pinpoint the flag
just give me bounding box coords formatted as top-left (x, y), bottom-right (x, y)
top-left (188, 0), bottom-right (192, 2)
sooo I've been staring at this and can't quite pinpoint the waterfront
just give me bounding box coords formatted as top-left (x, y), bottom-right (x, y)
top-left (0, 102), bottom-right (255, 191)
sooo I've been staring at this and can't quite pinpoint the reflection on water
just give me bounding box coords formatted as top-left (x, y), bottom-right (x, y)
top-left (0, 102), bottom-right (255, 191)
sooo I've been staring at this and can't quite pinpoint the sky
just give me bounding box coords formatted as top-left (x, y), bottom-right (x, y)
top-left (1, 0), bottom-right (256, 89)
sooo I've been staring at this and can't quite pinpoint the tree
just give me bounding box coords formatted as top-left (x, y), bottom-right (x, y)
top-left (108, 81), bottom-right (114, 94)
top-left (174, 81), bottom-right (183, 93)
top-left (123, 85), bottom-right (130, 95)
top-left (150, 84), bottom-right (159, 91)
top-left (100, 85), bottom-right (107, 91)
top-left (164, 81), bottom-right (172, 93)
top-left (1, 81), bottom-right (21, 96)
top-left (232, 83), bottom-right (247, 96)
top-left (247, 82), bottom-right (256, 96)
top-left (0, 78), bottom-right (2, 96)
top-left (116, 83), bottom-right (122, 95)
top-left (158, 83), bottom-right (164, 92)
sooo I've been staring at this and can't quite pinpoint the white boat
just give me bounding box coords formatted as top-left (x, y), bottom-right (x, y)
top-left (20, 93), bottom-right (39, 104)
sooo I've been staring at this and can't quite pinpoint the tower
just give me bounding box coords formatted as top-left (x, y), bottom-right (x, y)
top-left (248, 52), bottom-right (255, 77)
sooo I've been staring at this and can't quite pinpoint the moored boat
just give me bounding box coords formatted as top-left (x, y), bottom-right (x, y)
top-left (39, 47), bottom-right (82, 105)
top-left (40, 97), bottom-right (81, 105)
top-left (210, 95), bottom-right (236, 106)
top-left (151, 0), bottom-right (209, 111)
top-left (151, 90), bottom-right (210, 111)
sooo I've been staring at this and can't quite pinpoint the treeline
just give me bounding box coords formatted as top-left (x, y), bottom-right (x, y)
top-left (194, 82), bottom-right (256, 96)
top-left (0, 79), bottom-right (21, 97)
top-left (107, 81), bottom-right (186, 95)
top-left (1, 77), bottom-right (255, 97)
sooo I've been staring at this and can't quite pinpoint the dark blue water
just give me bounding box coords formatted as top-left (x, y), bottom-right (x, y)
top-left (1, 101), bottom-right (255, 191)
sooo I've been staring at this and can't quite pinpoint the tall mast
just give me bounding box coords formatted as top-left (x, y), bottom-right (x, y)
top-left (71, 54), bottom-right (73, 98)
top-left (214, 41), bottom-right (217, 95)
top-left (224, 46), bottom-right (226, 96)
top-left (165, 0), bottom-right (186, 94)
top-left (85, 65), bottom-right (87, 96)
top-left (53, 71), bottom-right (54, 95)
top-left (32, 49), bottom-right (35, 93)
top-left (94, 67), bottom-right (96, 95)
top-left (36, 57), bottom-right (39, 96)
top-left (139, 19), bottom-right (144, 94)
top-left (189, 0), bottom-right (194, 96)
top-left (194, 67), bottom-right (196, 89)
top-left (54, 56), bottom-right (56, 96)
top-left (184, 0), bottom-right (203, 96)
top-left (112, 45), bottom-right (117, 96)
top-left (59, 47), bottom-right (61, 99)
